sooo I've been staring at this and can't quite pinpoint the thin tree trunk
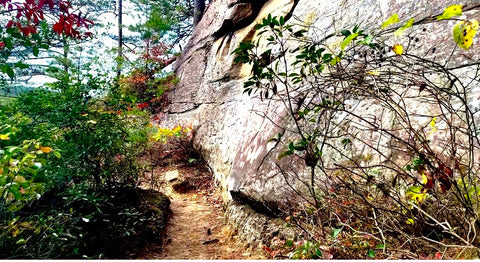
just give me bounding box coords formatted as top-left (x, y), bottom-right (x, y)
top-left (116, 0), bottom-right (123, 79)
top-left (63, 38), bottom-right (68, 73)
top-left (193, 0), bottom-right (205, 26)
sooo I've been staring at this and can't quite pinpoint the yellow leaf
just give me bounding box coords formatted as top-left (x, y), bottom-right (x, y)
top-left (453, 19), bottom-right (478, 50)
top-left (341, 33), bottom-right (359, 50)
top-left (40, 146), bottom-right (53, 154)
top-left (11, 227), bottom-right (20, 237)
top-left (437, 5), bottom-right (462, 21)
top-left (330, 57), bottom-right (341, 66)
top-left (406, 218), bottom-right (415, 225)
top-left (366, 70), bottom-right (380, 76)
top-left (172, 125), bottom-right (182, 133)
top-left (406, 185), bottom-right (427, 204)
top-left (381, 13), bottom-right (399, 29)
top-left (430, 117), bottom-right (436, 128)
top-left (394, 18), bottom-right (415, 36)
top-left (14, 175), bottom-right (26, 183)
top-left (427, 117), bottom-right (437, 138)
top-left (19, 221), bottom-right (32, 229)
top-left (421, 174), bottom-right (428, 185)
top-left (0, 134), bottom-right (10, 140)
top-left (392, 44), bottom-right (403, 55)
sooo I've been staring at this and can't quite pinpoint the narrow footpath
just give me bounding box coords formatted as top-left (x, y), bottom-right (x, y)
top-left (137, 167), bottom-right (266, 259)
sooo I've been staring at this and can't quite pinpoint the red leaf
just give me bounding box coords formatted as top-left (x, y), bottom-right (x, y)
top-left (52, 22), bottom-right (63, 35)
top-left (435, 252), bottom-right (442, 259)
top-left (262, 246), bottom-right (272, 253)
top-left (21, 27), bottom-right (29, 36)
top-left (58, 1), bottom-right (71, 12)
top-left (138, 102), bottom-right (149, 109)
top-left (47, 0), bottom-right (54, 9)
top-left (20, 26), bottom-right (36, 36)
top-left (439, 184), bottom-right (447, 193)
top-left (424, 173), bottom-right (434, 189)
top-left (38, 0), bottom-right (45, 8)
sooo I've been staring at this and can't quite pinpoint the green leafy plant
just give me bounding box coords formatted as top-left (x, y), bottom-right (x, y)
top-left (0, 63), bottom-right (155, 258)
top-left (289, 240), bottom-right (322, 259)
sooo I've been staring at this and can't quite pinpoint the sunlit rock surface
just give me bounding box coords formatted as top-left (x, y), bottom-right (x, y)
top-left (162, 0), bottom-right (480, 229)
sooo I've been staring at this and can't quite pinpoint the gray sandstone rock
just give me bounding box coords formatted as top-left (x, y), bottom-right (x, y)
top-left (162, 0), bottom-right (480, 229)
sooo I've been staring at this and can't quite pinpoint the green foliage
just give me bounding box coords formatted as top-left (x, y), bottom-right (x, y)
top-left (13, 86), bottom-right (149, 187)
top-left (0, 0), bottom-right (181, 258)
top-left (289, 240), bottom-right (322, 259)
top-left (0, 67), bottom-right (153, 258)
top-left (0, 24), bottom-right (47, 79)
top-left (129, 0), bottom-right (194, 45)
top-left (0, 185), bottom-right (169, 259)
top-left (0, 135), bottom-right (59, 213)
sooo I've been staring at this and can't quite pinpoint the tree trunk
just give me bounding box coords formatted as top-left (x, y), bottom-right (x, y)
top-left (116, 0), bottom-right (123, 79)
top-left (193, 0), bottom-right (205, 26)
top-left (63, 37), bottom-right (69, 73)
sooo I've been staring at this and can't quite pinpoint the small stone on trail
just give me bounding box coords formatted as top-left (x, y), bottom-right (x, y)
top-left (165, 170), bottom-right (180, 182)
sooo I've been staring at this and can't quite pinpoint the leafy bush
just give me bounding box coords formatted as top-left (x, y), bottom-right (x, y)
top-left (116, 70), bottom-right (178, 113)
top-left (0, 68), bottom-right (158, 258)
top-left (0, 184), bottom-right (169, 259)
top-left (234, 6), bottom-right (480, 259)
top-left (12, 85), bottom-right (149, 188)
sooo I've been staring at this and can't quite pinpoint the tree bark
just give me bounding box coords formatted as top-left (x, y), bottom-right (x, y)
top-left (116, 0), bottom-right (123, 79)
top-left (63, 37), bottom-right (69, 73)
top-left (193, 0), bottom-right (205, 26)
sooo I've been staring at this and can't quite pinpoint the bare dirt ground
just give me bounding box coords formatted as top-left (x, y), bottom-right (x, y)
top-left (136, 166), bottom-right (267, 260)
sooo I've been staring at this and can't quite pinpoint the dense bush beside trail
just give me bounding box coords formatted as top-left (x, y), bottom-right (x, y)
top-left (0, 75), bottom-right (170, 258)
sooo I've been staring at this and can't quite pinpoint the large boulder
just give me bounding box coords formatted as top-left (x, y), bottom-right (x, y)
top-left (161, 0), bottom-right (480, 213)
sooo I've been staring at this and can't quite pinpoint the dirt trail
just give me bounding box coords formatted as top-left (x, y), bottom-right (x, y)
top-left (137, 168), bottom-right (266, 259)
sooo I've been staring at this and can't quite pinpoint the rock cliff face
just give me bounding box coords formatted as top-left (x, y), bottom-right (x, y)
top-left (162, 0), bottom-right (480, 239)
top-left (165, 0), bottom-right (301, 209)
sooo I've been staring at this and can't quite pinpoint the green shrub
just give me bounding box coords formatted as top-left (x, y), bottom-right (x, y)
top-left (0, 70), bottom-right (154, 258)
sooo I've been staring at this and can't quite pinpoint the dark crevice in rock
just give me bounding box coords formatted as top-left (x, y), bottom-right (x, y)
top-left (208, 74), bottom-right (231, 83)
top-left (230, 190), bottom-right (281, 218)
top-left (213, 0), bottom-right (269, 39)
top-left (167, 100), bottom-right (236, 114)
top-left (167, 103), bottom-right (200, 114)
